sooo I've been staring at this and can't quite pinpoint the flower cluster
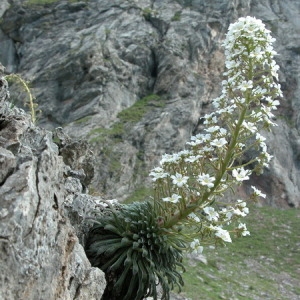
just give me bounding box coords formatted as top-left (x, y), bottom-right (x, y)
top-left (150, 16), bottom-right (281, 251)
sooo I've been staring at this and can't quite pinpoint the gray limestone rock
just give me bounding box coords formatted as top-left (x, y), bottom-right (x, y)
top-left (0, 90), bottom-right (105, 299)
top-left (0, 0), bottom-right (299, 207)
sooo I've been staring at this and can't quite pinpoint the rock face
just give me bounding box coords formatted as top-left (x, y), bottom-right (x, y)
top-left (0, 0), bottom-right (299, 207)
top-left (0, 76), bottom-right (106, 299)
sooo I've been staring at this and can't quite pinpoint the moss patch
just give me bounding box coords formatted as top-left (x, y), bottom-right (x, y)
top-left (171, 11), bottom-right (182, 22)
top-left (117, 94), bottom-right (164, 123)
top-left (88, 122), bottom-right (124, 144)
top-left (88, 94), bottom-right (163, 144)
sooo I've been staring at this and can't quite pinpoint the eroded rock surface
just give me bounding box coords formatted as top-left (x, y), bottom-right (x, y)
top-left (0, 77), bottom-right (105, 300)
top-left (0, 0), bottom-right (299, 206)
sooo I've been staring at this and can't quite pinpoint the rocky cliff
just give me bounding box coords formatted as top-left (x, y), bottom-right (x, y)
top-left (1, 0), bottom-right (299, 207)
top-left (0, 75), bottom-right (106, 299)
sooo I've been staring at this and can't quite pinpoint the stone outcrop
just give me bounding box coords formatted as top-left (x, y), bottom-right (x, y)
top-left (0, 75), bottom-right (106, 299)
top-left (0, 1), bottom-right (299, 207)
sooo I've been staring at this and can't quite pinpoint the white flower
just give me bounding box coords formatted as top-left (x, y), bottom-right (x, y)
top-left (243, 207), bottom-right (249, 214)
top-left (256, 133), bottom-right (266, 143)
top-left (233, 208), bottom-right (247, 217)
top-left (249, 46), bottom-right (263, 60)
top-left (218, 128), bottom-right (228, 136)
top-left (215, 227), bottom-right (232, 243)
top-left (198, 173), bottom-right (215, 188)
top-left (270, 61), bottom-right (280, 79)
top-left (232, 97), bottom-right (246, 104)
top-left (225, 210), bottom-right (234, 221)
top-left (264, 117), bottom-right (277, 127)
top-left (236, 199), bottom-right (246, 206)
top-left (190, 239), bottom-right (204, 255)
top-left (264, 96), bottom-right (279, 109)
top-left (218, 104), bottom-right (237, 114)
top-left (262, 151), bottom-right (273, 164)
top-left (238, 223), bottom-right (250, 236)
top-left (201, 146), bottom-right (214, 152)
top-left (251, 186), bottom-right (266, 198)
top-left (232, 167), bottom-right (251, 181)
top-left (203, 206), bottom-right (219, 221)
top-left (220, 207), bottom-right (233, 219)
top-left (205, 126), bottom-right (220, 133)
top-left (160, 153), bottom-right (180, 165)
top-left (186, 139), bottom-right (202, 147)
top-left (178, 150), bottom-right (191, 157)
top-left (187, 133), bottom-right (211, 146)
top-left (210, 137), bottom-right (227, 148)
top-left (162, 194), bottom-right (182, 203)
top-left (188, 213), bottom-right (200, 222)
top-left (253, 86), bottom-right (267, 96)
top-left (250, 111), bottom-right (264, 122)
top-left (238, 80), bottom-right (253, 91)
top-left (184, 155), bottom-right (202, 163)
top-left (242, 121), bottom-right (257, 133)
top-left (268, 99), bottom-right (280, 110)
top-left (225, 59), bottom-right (240, 69)
top-left (203, 113), bottom-right (218, 124)
top-left (262, 105), bottom-right (275, 119)
top-left (149, 167), bottom-right (168, 181)
top-left (170, 173), bottom-right (189, 187)
top-left (236, 200), bottom-right (249, 215)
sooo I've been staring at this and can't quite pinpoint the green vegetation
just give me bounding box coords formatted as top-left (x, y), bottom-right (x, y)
top-left (103, 147), bottom-right (122, 175)
top-left (86, 201), bottom-right (185, 300)
top-left (104, 28), bottom-right (111, 39)
top-left (5, 74), bottom-right (38, 123)
top-left (88, 94), bottom-right (163, 194)
top-left (88, 122), bottom-right (124, 144)
top-left (123, 186), bottom-right (153, 204)
top-left (176, 206), bottom-right (300, 299)
top-left (88, 94), bottom-right (163, 144)
top-left (117, 94), bottom-right (163, 123)
top-left (142, 7), bottom-right (158, 21)
top-left (73, 115), bottom-right (92, 125)
top-left (90, 188), bottom-right (300, 299)
top-left (171, 11), bottom-right (182, 22)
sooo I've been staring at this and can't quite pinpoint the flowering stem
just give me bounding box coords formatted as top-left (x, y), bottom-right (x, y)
top-left (216, 106), bottom-right (247, 183)
top-left (150, 16), bottom-right (281, 249)
top-left (163, 53), bottom-right (253, 229)
top-left (163, 106), bottom-right (248, 229)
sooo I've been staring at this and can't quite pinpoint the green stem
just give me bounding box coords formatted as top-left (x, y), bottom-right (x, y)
top-left (5, 74), bottom-right (36, 123)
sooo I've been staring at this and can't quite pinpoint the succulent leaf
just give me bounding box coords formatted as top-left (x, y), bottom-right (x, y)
top-left (85, 201), bottom-right (184, 300)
